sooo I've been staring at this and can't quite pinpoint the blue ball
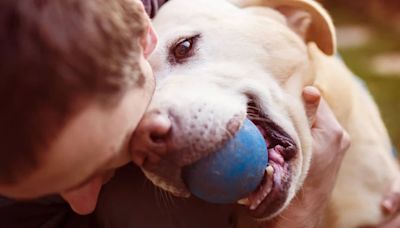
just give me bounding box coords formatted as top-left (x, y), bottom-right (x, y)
top-left (183, 118), bottom-right (268, 204)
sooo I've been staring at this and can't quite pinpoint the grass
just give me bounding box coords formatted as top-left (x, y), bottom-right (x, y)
top-left (329, 6), bottom-right (400, 151)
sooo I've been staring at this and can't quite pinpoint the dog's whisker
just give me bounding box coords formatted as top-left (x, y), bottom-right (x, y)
top-left (217, 123), bottom-right (244, 152)
top-left (160, 187), bottom-right (172, 210)
top-left (155, 186), bottom-right (169, 211)
top-left (153, 185), bottom-right (163, 209)
top-left (216, 124), bottom-right (233, 141)
top-left (142, 176), bottom-right (150, 190)
top-left (277, 213), bottom-right (291, 222)
top-left (297, 187), bottom-right (308, 203)
top-left (158, 187), bottom-right (166, 209)
top-left (165, 190), bottom-right (176, 208)
top-left (158, 187), bottom-right (165, 207)
top-left (165, 190), bottom-right (175, 209)
top-left (160, 188), bottom-right (171, 210)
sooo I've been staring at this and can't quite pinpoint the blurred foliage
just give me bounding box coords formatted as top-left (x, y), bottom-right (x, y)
top-left (322, 0), bottom-right (400, 32)
top-left (322, 3), bottom-right (400, 151)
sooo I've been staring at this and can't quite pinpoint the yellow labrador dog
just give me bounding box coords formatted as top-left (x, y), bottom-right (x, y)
top-left (131, 0), bottom-right (399, 227)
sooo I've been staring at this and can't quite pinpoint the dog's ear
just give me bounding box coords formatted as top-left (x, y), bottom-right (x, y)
top-left (236, 0), bottom-right (336, 55)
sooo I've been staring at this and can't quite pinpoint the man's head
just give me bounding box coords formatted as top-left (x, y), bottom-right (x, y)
top-left (0, 0), bottom-right (157, 214)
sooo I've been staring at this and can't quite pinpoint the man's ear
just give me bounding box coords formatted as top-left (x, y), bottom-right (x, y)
top-left (234, 0), bottom-right (336, 56)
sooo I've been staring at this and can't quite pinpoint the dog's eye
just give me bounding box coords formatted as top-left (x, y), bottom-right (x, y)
top-left (174, 40), bottom-right (192, 58)
top-left (170, 35), bottom-right (199, 64)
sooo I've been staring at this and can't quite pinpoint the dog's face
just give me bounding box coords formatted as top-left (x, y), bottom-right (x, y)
top-left (131, 0), bottom-right (335, 219)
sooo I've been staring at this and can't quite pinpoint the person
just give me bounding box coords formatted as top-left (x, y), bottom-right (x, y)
top-left (0, 0), bottom-right (158, 224)
top-left (0, 0), bottom-right (398, 227)
top-left (93, 86), bottom-right (352, 228)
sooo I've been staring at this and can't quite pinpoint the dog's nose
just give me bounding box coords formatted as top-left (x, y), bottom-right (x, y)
top-left (130, 111), bottom-right (172, 166)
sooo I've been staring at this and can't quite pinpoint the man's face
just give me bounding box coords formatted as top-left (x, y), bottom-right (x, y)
top-left (0, 11), bottom-right (158, 215)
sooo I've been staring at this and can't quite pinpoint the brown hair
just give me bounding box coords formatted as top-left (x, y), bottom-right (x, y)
top-left (0, 0), bottom-right (148, 184)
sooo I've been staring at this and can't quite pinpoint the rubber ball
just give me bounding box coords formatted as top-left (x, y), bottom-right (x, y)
top-left (183, 118), bottom-right (268, 204)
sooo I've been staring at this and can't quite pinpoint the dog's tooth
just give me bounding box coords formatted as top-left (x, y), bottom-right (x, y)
top-left (249, 200), bottom-right (262, 210)
top-left (266, 165), bottom-right (274, 176)
top-left (237, 198), bottom-right (250, 206)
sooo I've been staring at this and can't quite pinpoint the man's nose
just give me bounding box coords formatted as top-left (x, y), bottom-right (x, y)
top-left (131, 111), bottom-right (172, 166)
top-left (60, 176), bottom-right (103, 215)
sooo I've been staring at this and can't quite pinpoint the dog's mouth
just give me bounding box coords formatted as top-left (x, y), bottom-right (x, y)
top-left (240, 99), bottom-right (298, 218)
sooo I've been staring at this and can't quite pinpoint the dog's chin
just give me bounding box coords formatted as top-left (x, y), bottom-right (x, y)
top-left (241, 99), bottom-right (299, 219)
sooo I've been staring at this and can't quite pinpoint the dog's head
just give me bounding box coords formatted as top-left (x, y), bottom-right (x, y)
top-left (131, 0), bottom-right (336, 219)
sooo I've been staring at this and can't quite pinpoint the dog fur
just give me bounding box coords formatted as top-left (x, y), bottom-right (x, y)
top-left (135, 0), bottom-right (399, 227)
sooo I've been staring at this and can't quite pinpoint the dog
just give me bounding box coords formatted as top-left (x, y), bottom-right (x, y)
top-left (130, 0), bottom-right (399, 227)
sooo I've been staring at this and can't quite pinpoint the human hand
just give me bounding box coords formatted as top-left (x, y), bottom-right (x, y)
top-left (382, 176), bottom-right (400, 216)
top-left (301, 86), bottom-right (351, 193)
top-left (261, 86), bottom-right (351, 228)
top-left (361, 175), bottom-right (400, 228)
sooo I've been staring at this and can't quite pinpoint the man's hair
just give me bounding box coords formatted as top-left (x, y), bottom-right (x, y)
top-left (0, 0), bottom-right (148, 184)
